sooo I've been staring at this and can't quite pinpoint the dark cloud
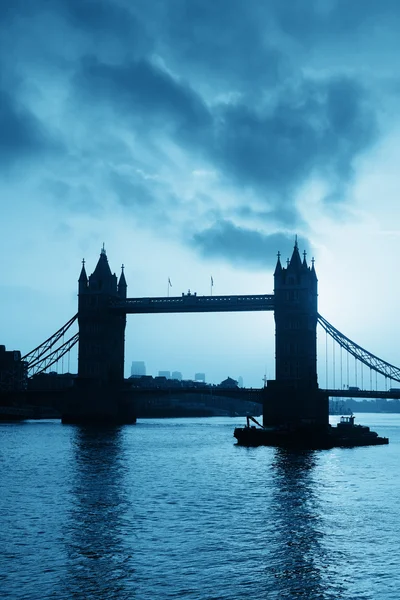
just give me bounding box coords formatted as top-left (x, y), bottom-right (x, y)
top-left (109, 170), bottom-right (156, 209)
top-left (235, 204), bottom-right (305, 228)
top-left (73, 53), bottom-right (377, 216)
top-left (272, 0), bottom-right (400, 44)
top-left (192, 220), bottom-right (307, 269)
top-left (0, 0), bottom-right (392, 267)
top-left (212, 76), bottom-right (377, 200)
top-left (75, 56), bottom-right (212, 142)
top-left (0, 89), bottom-right (55, 168)
top-left (321, 77), bottom-right (377, 182)
top-left (60, 0), bottom-right (138, 35)
top-left (0, 0), bottom-right (37, 23)
top-left (150, 0), bottom-right (287, 94)
top-left (0, 0), bottom-right (141, 42)
top-left (41, 179), bottom-right (101, 214)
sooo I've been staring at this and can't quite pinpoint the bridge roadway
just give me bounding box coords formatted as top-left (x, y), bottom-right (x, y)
top-left (130, 385), bottom-right (400, 402)
top-left (323, 389), bottom-right (400, 399)
top-left (129, 385), bottom-right (265, 402)
top-left (112, 294), bottom-right (275, 314)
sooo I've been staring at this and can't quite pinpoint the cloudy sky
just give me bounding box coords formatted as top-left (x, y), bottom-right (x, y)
top-left (2, 0), bottom-right (400, 386)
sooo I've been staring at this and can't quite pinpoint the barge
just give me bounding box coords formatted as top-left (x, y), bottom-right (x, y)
top-left (234, 415), bottom-right (389, 449)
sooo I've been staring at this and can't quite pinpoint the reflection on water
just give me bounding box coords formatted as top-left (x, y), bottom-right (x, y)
top-left (61, 426), bottom-right (136, 599)
top-left (1, 416), bottom-right (399, 599)
top-left (266, 449), bottom-right (345, 600)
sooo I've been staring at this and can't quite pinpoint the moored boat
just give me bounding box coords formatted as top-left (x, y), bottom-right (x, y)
top-left (234, 415), bottom-right (389, 449)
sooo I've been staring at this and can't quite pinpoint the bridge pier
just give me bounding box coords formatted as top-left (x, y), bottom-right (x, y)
top-left (262, 381), bottom-right (329, 427)
top-left (62, 381), bottom-right (136, 425)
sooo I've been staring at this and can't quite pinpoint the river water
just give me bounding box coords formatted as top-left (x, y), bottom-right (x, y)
top-left (0, 414), bottom-right (399, 600)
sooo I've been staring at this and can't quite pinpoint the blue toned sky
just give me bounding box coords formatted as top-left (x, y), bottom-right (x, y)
top-left (1, 0), bottom-right (400, 386)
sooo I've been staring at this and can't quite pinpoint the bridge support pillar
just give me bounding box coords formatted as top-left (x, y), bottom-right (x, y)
top-left (62, 380), bottom-right (136, 425)
top-left (262, 380), bottom-right (329, 428)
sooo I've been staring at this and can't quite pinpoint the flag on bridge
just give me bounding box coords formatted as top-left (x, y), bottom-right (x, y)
top-left (168, 277), bottom-right (172, 287)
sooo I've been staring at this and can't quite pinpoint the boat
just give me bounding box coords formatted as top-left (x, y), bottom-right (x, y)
top-left (333, 415), bottom-right (389, 447)
top-left (234, 415), bottom-right (389, 449)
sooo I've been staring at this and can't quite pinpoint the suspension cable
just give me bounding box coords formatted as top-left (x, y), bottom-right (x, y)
top-left (28, 333), bottom-right (79, 376)
top-left (22, 314), bottom-right (78, 365)
top-left (318, 313), bottom-right (400, 383)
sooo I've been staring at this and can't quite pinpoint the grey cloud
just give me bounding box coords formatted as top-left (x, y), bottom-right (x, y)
top-left (75, 57), bottom-right (212, 141)
top-left (0, 0), bottom-right (389, 247)
top-left (236, 204), bottom-right (305, 228)
top-left (151, 0), bottom-right (287, 94)
top-left (109, 169), bottom-right (180, 229)
top-left (41, 179), bottom-right (101, 214)
top-left (0, 0), bottom-right (140, 40)
top-left (0, 89), bottom-right (56, 168)
top-left (73, 53), bottom-right (377, 214)
top-left (192, 220), bottom-right (305, 269)
top-left (321, 77), bottom-right (377, 182)
top-left (58, 0), bottom-right (152, 59)
top-left (109, 170), bottom-right (156, 209)
top-left (0, 0), bottom-right (37, 23)
top-left (273, 0), bottom-right (400, 44)
top-left (211, 75), bottom-right (377, 203)
top-left (60, 0), bottom-right (137, 34)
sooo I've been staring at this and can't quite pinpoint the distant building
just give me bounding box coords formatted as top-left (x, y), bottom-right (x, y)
top-left (129, 375), bottom-right (155, 387)
top-left (218, 377), bottom-right (238, 388)
top-left (158, 370), bottom-right (171, 379)
top-left (28, 372), bottom-right (76, 391)
top-left (131, 361), bottom-right (146, 377)
top-left (237, 376), bottom-right (243, 388)
top-left (195, 372), bottom-right (205, 382)
top-left (0, 345), bottom-right (28, 391)
top-left (171, 371), bottom-right (182, 381)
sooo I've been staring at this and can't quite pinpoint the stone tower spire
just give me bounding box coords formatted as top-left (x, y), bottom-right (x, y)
top-left (118, 265), bottom-right (127, 299)
top-left (88, 246), bottom-right (117, 294)
top-left (78, 259), bottom-right (88, 293)
top-left (274, 251), bottom-right (282, 276)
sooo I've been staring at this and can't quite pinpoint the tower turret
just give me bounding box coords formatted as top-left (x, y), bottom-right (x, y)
top-left (287, 236), bottom-right (302, 273)
top-left (274, 251), bottom-right (283, 276)
top-left (118, 265), bottom-right (127, 299)
top-left (310, 256), bottom-right (317, 281)
top-left (88, 245), bottom-right (118, 294)
top-left (78, 259), bottom-right (88, 293)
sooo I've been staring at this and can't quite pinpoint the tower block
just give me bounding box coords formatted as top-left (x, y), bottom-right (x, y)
top-left (62, 248), bottom-right (135, 424)
top-left (263, 240), bottom-right (328, 427)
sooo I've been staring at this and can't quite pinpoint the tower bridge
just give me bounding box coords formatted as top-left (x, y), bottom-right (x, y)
top-left (16, 241), bottom-right (400, 425)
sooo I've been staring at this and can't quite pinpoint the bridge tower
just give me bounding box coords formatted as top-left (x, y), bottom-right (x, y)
top-left (264, 239), bottom-right (328, 426)
top-left (77, 247), bottom-right (126, 382)
top-left (62, 248), bottom-right (135, 424)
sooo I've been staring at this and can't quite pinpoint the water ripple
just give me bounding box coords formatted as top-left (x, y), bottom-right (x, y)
top-left (1, 415), bottom-right (399, 599)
